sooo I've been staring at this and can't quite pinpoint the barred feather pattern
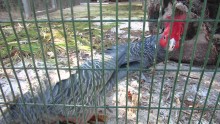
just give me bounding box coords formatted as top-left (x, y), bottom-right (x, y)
top-left (100, 34), bottom-right (166, 94)
top-left (2, 35), bottom-right (167, 124)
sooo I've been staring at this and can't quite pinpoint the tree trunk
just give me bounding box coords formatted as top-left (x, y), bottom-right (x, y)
top-left (22, 0), bottom-right (31, 19)
top-left (51, 0), bottom-right (57, 9)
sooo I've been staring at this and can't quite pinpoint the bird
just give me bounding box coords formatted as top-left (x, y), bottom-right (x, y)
top-left (1, 2), bottom-right (187, 124)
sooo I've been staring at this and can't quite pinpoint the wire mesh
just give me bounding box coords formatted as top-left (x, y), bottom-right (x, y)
top-left (0, 0), bottom-right (219, 124)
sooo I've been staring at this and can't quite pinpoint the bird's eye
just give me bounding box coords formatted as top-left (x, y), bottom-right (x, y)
top-left (163, 36), bottom-right (166, 40)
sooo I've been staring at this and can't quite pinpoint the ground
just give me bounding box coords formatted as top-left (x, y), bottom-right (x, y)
top-left (0, 2), bottom-right (219, 124)
top-left (105, 62), bottom-right (220, 124)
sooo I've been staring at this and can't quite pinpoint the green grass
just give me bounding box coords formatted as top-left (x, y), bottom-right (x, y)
top-left (0, 2), bottom-right (144, 60)
top-left (0, 21), bottom-right (116, 58)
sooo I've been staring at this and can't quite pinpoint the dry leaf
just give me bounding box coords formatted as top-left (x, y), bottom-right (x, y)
top-left (128, 91), bottom-right (132, 101)
top-left (129, 94), bottom-right (138, 113)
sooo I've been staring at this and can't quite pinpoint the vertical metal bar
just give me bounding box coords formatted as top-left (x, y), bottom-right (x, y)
top-left (171, 0), bottom-right (207, 123)
top-left (29, 0), bottom-right (56, 122)
top-left (166, 1), bottom-right (191, 123)
top-left (189, 1), bottom-right (218, 122)
top-left (86, 0), bottom-right (98, 123)
top-left (147, 0), bottom-right (164, 122)
top-left (175, 1), bottom-right (194, 123)
top-left (0, 27), bottom-right (20, 124)
top-left (17, 0), bottom-right (53, 122)
top-left (187, 0), bottom-right (208, 122)
top-left (154, 0), bottom-right (169, 123)
top-left (176, 0), bottom-right (207, 122)
top-left (41, 0), bottom-right (56, 102)
top-left (152, 0), bottom-right (177, 123)
top-left (199, 55), bottom-right (220, 123)
top-left (160, 0), bottom-right (177, 123)
top-left (136, 0), bottom-right (149, 122)
top-left (0, 52), bottom-right (12, 123)
top-left (42, 0), bottom-right (66, 123)
top-left (58, 0), bottom-right (72, 123)
top-left (70, 0), bottom-right (82, 123)
top-left (2, 0), bottom-right (34, 122)
top-left (125, 0), bottom-right (132, 123)
top-left (5, 0), bottom-right (36, 104)
top-left (115, 0), bottom-right (119, 123)
top-left (0, 106), bottom-right (8, 124)
top-left (98, 1), bottom-right (107, 124)
top-left (198, 5), bottom-right (220, 123)
top-left (29, 0), bottom-right (53, 93)
top-left (0, 29), bottom-right (16, 102)
top-left (209, 91), bottom-right (220, 123)
top-left (3, 0), bottom-right (35, 101)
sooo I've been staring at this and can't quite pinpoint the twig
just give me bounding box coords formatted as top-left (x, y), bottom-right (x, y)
top-left (182, 110), bottom-right (191, 115)
top-left (7, 40), bottom-right (38, 45)
top-left (105, 105), bottom-right (113, 113)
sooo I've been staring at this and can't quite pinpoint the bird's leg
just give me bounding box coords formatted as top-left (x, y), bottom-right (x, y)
top-left (140, 73), bottom-right (147, 83)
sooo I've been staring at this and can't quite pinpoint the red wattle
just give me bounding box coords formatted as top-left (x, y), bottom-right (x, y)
top-left (159, 14), bottom-right (186, 49)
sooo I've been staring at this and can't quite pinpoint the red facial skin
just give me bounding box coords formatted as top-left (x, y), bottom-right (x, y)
top-left (160, 14), bottom-right (186, 49)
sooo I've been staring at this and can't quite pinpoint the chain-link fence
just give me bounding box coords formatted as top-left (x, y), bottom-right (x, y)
top-left (0, 0), bottom-right (219, 123)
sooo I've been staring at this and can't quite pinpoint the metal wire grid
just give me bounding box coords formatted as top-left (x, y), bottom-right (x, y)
top-left (0, 0), bottom-right (219, 123)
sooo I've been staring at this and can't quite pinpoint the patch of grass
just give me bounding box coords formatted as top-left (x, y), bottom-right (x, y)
top-left (1, 2), bottom-right (144, 60)
top-left (74, 22), bottom-right (90, 31)
top-left (1, 24), bottom-right (39, 43)
top-left (0, 23), bottom-right (11, 27)
top-left (54, 38), bottom-right (91, 52)
top-left (20, 42), bottom-right (42, 55)
top-left (5, 34), bottom-right (17, 42)
top-left (0, 47), bottom-right (9, 58)
top-left (78, 45), bottom-right (91, 51)
top-left (19, 28), bottom-right (39, 40)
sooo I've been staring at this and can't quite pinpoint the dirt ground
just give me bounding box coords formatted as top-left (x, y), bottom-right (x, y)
top-left (105, 62), bottom-right (220, 124)
top-left (1, 59), bottom-right (219, 123)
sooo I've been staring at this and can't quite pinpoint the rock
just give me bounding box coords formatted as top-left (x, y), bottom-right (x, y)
top-left (169, 26), bottom-right (218, 65)
top-left (47, 51), bottom-right (55, 58)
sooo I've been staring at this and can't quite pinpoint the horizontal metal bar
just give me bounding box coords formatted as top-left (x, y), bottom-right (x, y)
top-left (0, 102), bottom-right (219, 111)
top-left (0, 19), bottom-right (219, 23)
top-left (0, 66), bottom-right (219, 72)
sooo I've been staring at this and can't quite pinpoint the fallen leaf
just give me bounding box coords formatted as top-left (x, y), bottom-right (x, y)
top-left (128, 91), bottom-right (132, 101)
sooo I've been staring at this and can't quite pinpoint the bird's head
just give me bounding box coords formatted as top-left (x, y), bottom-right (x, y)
top-left (159, 2), bottom-right (187, 51)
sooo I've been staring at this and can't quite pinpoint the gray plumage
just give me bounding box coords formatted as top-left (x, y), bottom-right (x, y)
top-left (2, 34), bottom-right (168, 124)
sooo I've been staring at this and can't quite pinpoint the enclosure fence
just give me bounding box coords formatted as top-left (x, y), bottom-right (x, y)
top-left (0, 0), bottom-right (220, 124)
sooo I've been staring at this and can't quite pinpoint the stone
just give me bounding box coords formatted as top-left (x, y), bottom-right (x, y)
top-left (169, 27), bottom-right (218, 65)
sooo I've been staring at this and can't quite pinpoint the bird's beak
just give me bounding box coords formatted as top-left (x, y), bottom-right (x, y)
top-left (168, 38), bottom-right (176, 51)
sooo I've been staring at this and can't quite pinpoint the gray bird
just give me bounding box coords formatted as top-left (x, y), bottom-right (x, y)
top-left (1, 35), bottom-right (178, 124)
